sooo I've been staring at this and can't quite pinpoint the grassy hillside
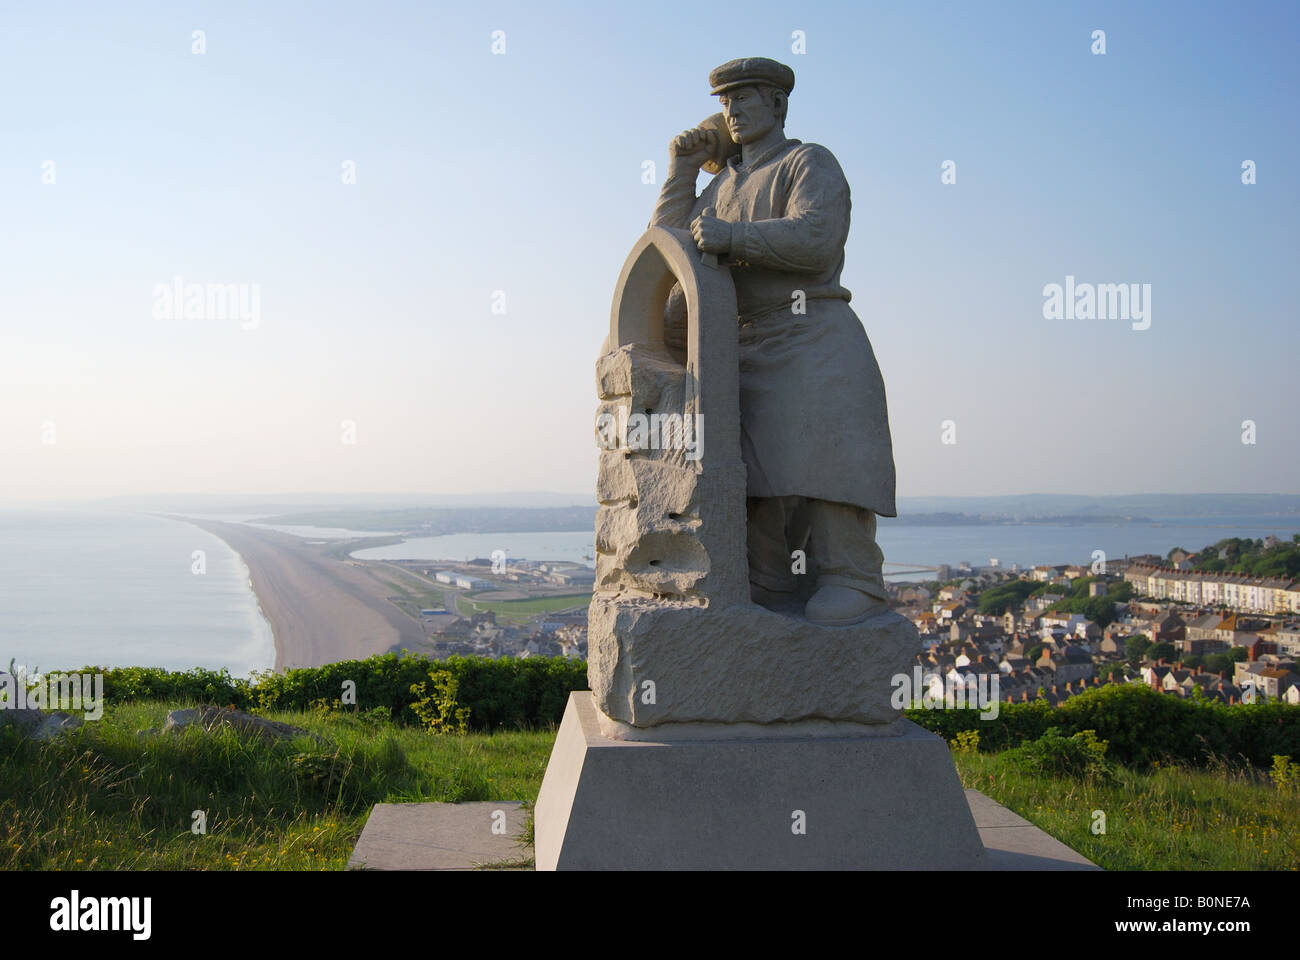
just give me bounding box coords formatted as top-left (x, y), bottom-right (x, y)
top-left (0, 703), bottom-right (548, 871)
top-left (953, 749), bottom-right (1298, 869)
top-left (3, 700), bottom-right (1296, 870)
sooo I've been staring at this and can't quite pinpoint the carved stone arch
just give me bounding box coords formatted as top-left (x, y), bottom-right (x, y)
top-left (594, 227), bottom-right (748, 608)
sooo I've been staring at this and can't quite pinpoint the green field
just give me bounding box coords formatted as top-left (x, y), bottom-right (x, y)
top-left (460, 593), bottom-right (590, 617)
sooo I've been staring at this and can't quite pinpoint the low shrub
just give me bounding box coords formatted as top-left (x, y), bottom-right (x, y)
top-left (909, 683), bottom-right (1300, 768)
top-left (1004, 727), bottom-right (1114, 781)
top-left (1272, 755), bottom-right (1299, 793)
top-left (410, 670), bottom-right (471, 734)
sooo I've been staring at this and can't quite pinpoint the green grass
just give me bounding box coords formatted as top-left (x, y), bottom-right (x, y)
top-left (361, 561), bottom-right (446, 604)
top-left (6, 699), bottom-right (1296, 871)
top-left (953, 750), bottom-right (1300, 870)
top-left (376, 576), bottom-right (445, 607)
top-left (0, 701), bottom-right (552, 871)
top-left (460, 593), bottom-right (590, 617)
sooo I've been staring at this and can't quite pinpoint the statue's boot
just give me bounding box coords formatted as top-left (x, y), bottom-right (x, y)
top-left (804, 583), bottom-right (890, 626)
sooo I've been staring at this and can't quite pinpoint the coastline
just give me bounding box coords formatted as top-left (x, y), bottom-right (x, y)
top-left (170, 516), bottom-right (425, 670)
top-left (224, 535), bottom-right (277, 674)
top-left (159, 514), bottom-right (1300, 673)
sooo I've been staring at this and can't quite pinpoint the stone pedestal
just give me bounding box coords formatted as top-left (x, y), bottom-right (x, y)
top-left (590, 601), bottom-right (917, 726)
top-left (534, 692), bottom-right (987, 870)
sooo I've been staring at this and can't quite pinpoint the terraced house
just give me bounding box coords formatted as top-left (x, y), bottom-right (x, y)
top-left (1123, 563), bottom-right (1300, 614)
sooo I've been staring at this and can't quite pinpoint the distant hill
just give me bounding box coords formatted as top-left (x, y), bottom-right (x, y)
top-left (89, 491), bottom-right (596, 513)
top-left (252, 505), bottom-right (594, 535)
top-left (70, 491), bottom-right (1300, 526)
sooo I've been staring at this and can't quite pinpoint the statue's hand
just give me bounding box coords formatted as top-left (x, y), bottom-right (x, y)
top-left (669, 127), bottom-right (715, 168)
top-left (690, 206), bottom-right (731, 255)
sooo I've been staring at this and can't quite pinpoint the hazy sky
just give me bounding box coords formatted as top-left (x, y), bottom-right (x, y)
top-left (2, 0), bottom-right (1296, 504)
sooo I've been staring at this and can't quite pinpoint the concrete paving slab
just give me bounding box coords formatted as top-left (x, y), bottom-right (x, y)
top-left (347, 801), bottom-right (529, 870)
top-left (966, 788), bottom-right (1037, 828)
top-left (967, 790), bottom-right (1100, 870)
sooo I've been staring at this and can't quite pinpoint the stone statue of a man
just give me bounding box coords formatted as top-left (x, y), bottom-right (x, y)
top-left (650, 56), bottom-right (897, 626)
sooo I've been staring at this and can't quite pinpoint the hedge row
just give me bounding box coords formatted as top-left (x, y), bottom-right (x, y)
top-left (62, 653), bottom-right (589, 731)
top-left (905, 682), bottom-right (1300, 768)
top-left (50, 658), bottom-right (1300, 765)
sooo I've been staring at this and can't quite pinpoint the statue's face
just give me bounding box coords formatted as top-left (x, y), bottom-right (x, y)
top-left (718, 85), bottom-right (783, 145)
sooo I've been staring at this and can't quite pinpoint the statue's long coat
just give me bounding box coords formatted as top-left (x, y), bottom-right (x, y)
top-left (651, 138), bottom-right (897, 517)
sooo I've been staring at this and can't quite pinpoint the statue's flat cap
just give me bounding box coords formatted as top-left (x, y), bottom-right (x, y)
top-left (708, 57), bottom-right (795, 96)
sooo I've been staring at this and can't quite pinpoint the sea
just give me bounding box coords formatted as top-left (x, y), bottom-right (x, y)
top-left (351, 517), bottom-right (1300, 577)
top-left (2, 509), bottom-right (1297, 676)
top-left (0, 510), bottom-right (274, 677)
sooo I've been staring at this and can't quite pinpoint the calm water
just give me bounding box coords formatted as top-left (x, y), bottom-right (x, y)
top-left (0, 510), bottom-right (274, 676)
top-left (352, 530), bottom-right (599, 565)
top-left (4, 510), bottom-right (1296, 676)
top-left (876, 515), bottom-right (1300, 574)
top-left (352, 517), bottom-right (1300, 578)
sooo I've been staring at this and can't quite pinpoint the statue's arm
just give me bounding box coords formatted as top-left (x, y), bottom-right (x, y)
top-left (649, 161), bottom-right (702, 229)
top-left (729, 146), bottom-right (849, 273)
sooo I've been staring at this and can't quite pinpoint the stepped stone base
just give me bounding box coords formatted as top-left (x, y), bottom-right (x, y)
top-left (344, 791), bottom-right (1098, 871)
top-left (533, 692), bottom-right (987, 870)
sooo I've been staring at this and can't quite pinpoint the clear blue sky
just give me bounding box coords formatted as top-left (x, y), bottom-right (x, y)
top-left (1, 0), bottom-right (1296, 502)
